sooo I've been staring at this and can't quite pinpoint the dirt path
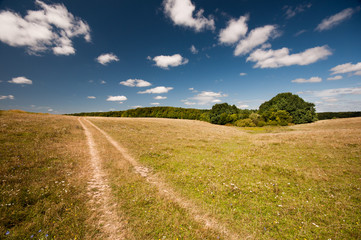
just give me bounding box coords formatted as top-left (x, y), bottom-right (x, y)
top-left (78, 118), bottom-right (129, 239)
top-left (84, 118), bottom-right (242, 239)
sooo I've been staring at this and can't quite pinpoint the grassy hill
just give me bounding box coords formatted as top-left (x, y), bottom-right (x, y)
top-left (1, 110), bottom-right (360, 239)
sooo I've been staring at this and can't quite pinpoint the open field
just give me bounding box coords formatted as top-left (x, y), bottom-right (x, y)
top-left (1, 111), bottom-right (361, 239)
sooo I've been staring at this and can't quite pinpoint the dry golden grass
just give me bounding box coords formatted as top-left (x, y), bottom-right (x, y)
top-left (2, 110), bottom-right (360, 239)
top-left (89, 116), bottom-right (361, 239)
top-left (82, 118), bottom-right (225, 239)
top-left (0, 111), bottom-right (103, 239)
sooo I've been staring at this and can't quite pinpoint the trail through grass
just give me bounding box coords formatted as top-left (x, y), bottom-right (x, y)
top-left (89, 117), bottom-right (361, 239)
top-left (2, 111), bottom-right (360, 239)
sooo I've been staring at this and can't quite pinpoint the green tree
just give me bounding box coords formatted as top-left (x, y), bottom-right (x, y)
top-left (209, 103), bottom-right (239, 125)
top-left (259, 93), bottom-right (316, 124)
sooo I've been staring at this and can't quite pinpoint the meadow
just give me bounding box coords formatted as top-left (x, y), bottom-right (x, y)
top-left (1, 110), bottom-right (360, 239)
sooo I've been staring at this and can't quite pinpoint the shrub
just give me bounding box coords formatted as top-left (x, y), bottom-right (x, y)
top-left (235, 118), bottom-right (256, 127)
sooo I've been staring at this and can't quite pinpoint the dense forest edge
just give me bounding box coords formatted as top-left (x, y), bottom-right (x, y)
top-left (67, 92), bottom-right (361, 126)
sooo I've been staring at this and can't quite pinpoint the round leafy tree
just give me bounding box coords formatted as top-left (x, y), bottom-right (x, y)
top-left (209, 103), bottom-right (239, 125)
top-left (258, 92), bottom-right (317, 124)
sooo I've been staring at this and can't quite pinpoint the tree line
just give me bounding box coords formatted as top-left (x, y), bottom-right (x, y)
top-left (69, 92), bottom-right (359, 127)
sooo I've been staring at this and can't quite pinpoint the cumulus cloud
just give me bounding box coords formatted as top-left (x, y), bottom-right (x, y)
top-left (120, 79), bottom-right (151, 87)
top-left (132, 105), bottom-right (143, 109)
top-left (96, 53), bottom-right (119, 65)
top-left (87, 96), bottom-right (96, 99)
top-left (154, 96), bottom-right (167, 100)
top-left (0, 95), bottom-right (14, 100)
top-left (184, 91), bottom-right (227, 105)
top-left (138, 86), bottom-right (173, 94)
top-left (0, 0), bottom-right (90, 55)
top-left (284, 3), bottom-right (312, 19)
top-left (247, 45), bottom-right (332, 68)
top-left (150, 54), bottom-right (188, 69)
top-left (150, 102), bottom-right (160, 106)
top-left (330, 62), bottom-right (361, 75)
top-left (327, 75), bottom-right (343, 81)
top-left (292, 77), bottom-right (322, 83)
top-left (219, 15), bottom-right (249, 44)
top-left (239, 72), bottom-right (247, 76)
top-left (163, 0), bottom-right (215, 32)
top-left (316, 7), bottom-right (360, 31)
top-left (234, 25), bottom-right (279, 56)
top-left (8, 76), bottom-right (33, 84)
top-left (300, 87), bottom-right (361, 97)
top-left (106, 96), bottom-right (127, 103)
top-left (190, 45), bottom-right (198, 54)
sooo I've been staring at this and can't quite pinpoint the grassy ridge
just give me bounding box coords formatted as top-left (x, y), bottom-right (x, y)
top-left (0, 111), bottom-right (96, 239)
top-left (89, 117), bottom-right (361, 239)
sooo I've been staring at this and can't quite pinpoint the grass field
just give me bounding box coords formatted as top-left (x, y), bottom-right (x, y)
top-left (0, 111), bottom-right (97, 239)
top-left (1, 110), bottom-right (360, 239)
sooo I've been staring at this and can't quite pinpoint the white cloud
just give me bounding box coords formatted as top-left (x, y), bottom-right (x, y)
top-left (120, 79), bottom-right (151, 87)
top-left (8, 76), bottom-right (33, 84)
top-left (284, 3), bottom-right (312, 19)
top-left (48, 108), bottom-right (53, 112)
top-left (316, 7), bottom-right (360, 31)
top-left (292, 77), bottom-right (322, 83)
top-left (234, 25), bottom-right (279, 56)
top-left (87, 96), bottom-right (96, 99)
top-left (138, 86), bottom-right (173, 94)
top-left (190, 45), bottom-right (198, 54)
top-left (106, 95), bottom-right (127, 102)
top-left (219, 15), bottom-right (249, 44)
top-left (330, 62), bottom-right (361, 75)
top-left (315, 99), bottom-right (361, 112)
top-left (163, 0), bottom-right (215, 32)
top-left (247, 45), bottom-right (332, 68)
top-left (294, 29), bottom-right (307, 37)
top-left (355, 71), bottom-right (361, 76)
top-left (0, 0), bottom-right (90, 55)
top-left (238, 104), bottom-right (249, 109)
top-left (182, 100), bottom-right (196, 106)
top-left (132, 105), bottom-right (143, 109)
top-left (151, 54), bottom-right (188, 69)
top-left (100, 80), bottom-right (106, 84)
top-left (327, 75), bottom-right (343, 81)
top-left (185, 91), bottom-right (227, 105)
top-left (0, 95), bottom-right (14, 100)
top-left (239, 72), bottom-right (247, 76)
top-left (154, 96), bottom-right (167, 100)
top-left (151, 102), bottom-right (160, 106)
top-left (300, 87), bottom-right (361, 97)
top-left (322, 97), bottom-right (338, 102)
top-left (96, 53), bottom-right (119, 65)
top-left (188, 87), bottom-right (198, 93)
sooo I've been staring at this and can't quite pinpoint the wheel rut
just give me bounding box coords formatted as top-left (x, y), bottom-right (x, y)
top-left (78, 118), bottom-right (129, 239)
top-left (83, 117), bottom-right (241, 239)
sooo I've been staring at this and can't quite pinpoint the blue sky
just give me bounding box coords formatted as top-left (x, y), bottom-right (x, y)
top-left (0, 0), bottom-right (360, 114)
